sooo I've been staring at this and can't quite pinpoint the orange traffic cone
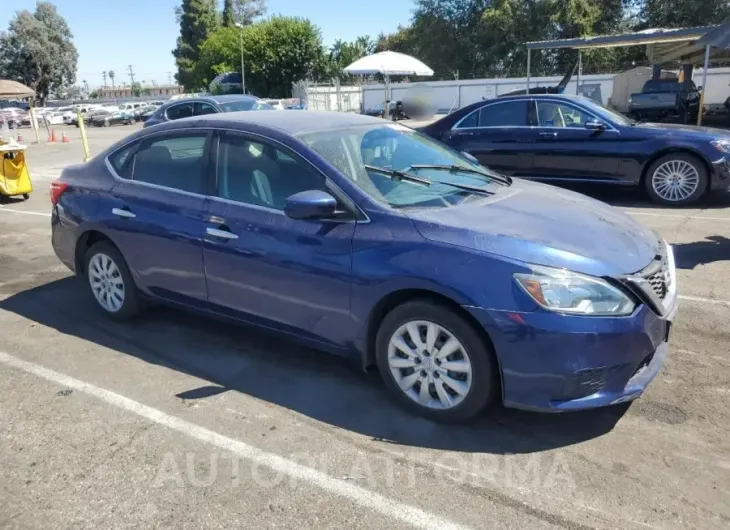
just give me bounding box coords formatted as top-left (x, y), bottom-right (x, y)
top-left (62, 130), bottom-right (70, 143)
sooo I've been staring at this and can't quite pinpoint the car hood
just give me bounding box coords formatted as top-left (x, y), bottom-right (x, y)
top-left (633, 121), bottom-right (730, 140)
top-left (405, 180), bottom-right (660, 277)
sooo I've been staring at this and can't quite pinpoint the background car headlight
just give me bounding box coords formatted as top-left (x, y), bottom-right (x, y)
top-left (711, 140), bottom-right (730, 153)
top-left (514, 265), bottom-right (636, 316)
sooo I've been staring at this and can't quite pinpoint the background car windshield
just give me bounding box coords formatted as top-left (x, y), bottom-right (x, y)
top-left (300, 124), bottom-right (501, 209)
top-left (579, 98), bottom-right (635, 126)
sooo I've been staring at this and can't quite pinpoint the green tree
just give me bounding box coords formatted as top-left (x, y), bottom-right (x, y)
top-left (172, 0), bottom-right (220, 90)
top-left (228, 0), bottom-right (267, 26)
top-left (196, 16), bottom-right (325, 97)
top-left (89, 89), bottom-right (99, 99)
top-left (326, 36), bottom-right (377, 79)
top-left (0, 1), bottom-right (78, 105)
top-left (131, 82), bottom-right (142, 97)
top-left (640, 0), bottom-right (730, 29)
top-left (108, 70), bottom-right (116, 88)
top-left (222, 0), bottom-right (236, 27)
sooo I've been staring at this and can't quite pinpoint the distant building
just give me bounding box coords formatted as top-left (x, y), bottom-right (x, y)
top-left (97, 84), bottom-right (184, 98)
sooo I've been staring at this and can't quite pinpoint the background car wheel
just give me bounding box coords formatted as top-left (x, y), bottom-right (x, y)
top-left (645, 153), bottom-right (707, 206)
top-left (84, 242), bottom-right (141, 320)
top-left (103, 119), bottom-right (110, 127)
top-left (375, 299), bottom-right (498, 422)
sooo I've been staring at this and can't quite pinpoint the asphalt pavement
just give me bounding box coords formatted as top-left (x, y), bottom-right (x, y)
top-left (0, 123), bottom-right (729, 529)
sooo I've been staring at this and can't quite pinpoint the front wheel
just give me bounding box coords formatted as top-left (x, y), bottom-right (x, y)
top-left (645, 153), bottom-right (708, 206)
top-left (84, 242), bottom-right (141, 320)
top-left (376, 300), bottom-right (498, 422)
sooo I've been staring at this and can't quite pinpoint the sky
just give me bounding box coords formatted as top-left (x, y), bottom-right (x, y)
top-left (1, 0), bottom-right (415, 89)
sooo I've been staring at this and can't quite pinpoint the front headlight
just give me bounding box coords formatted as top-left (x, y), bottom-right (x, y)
top-left (711, 140), bottom-right (730, 153)
top-left (514, 265), bottom-right (636, 316)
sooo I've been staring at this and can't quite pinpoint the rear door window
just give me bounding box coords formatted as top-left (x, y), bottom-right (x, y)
top-left (130, 133), bottom-right (209, 194)
top-left (165, 103), bottom-right (194, 121)
top-left (477, 101), bottom-right (529, 127)
top-left (193, 102), bottom-right (218, 116)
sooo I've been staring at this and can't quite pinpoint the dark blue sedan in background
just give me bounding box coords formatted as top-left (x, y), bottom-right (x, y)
top-left (421, 94), bottom-right (730, 206)
top-left (50, 111), bottom-right (676, 421)
top-left (144, 94), bottom-right (273, 128)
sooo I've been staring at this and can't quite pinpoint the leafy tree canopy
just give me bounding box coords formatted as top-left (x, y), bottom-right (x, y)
top-left (0, 1), bottom-right (78, 104)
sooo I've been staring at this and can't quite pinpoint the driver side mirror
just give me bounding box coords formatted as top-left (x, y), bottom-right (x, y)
top-left (461, 151), bottom-right (480, 165)
top-left (584, 120), bottom-right (607, 131)
top-left (284, 190), bottom-right (337, 220)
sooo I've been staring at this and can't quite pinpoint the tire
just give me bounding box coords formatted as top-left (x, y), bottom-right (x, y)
top-left (375, 299), bottom-right (498, 422)
top-left (644, 153), bottom-right (708, 206)
top-left (83, 242), bottom-right (141, 320)
top-left (104, 119), bottom-right (110, 127)
top-left (22, 194), bottom-right (29, 200)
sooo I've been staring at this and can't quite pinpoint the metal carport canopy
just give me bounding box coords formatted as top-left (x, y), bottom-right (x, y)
top-left (523, 23), bottom-right (730, 125)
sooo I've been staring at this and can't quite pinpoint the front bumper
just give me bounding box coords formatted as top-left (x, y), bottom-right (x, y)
top-left (467, 302), bottom-right (675, 412)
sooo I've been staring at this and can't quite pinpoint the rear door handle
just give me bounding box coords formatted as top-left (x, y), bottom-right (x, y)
top-left (112, 207), bottom-right (136, 219)
top-left (206, 227), bottom-right (238, 240)
top-left (539, 132), bottom-right (558, 138)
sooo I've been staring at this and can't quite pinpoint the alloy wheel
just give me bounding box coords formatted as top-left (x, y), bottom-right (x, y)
top-left (387, 320), bottom-right (473, 410)
top-left (651, 159), bottom-right (700, 202)
top-left (88, 253), bottom-right (125, 312)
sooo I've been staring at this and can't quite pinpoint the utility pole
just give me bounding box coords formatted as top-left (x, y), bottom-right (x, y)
top-left (167, 72), bottom-right (173, 85)
top-left (235, 22), bottom-right (246, 94)
top-left (128, 65), bottom-right (136, 87)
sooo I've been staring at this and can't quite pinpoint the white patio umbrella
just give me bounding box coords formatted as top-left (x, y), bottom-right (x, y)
top-left (344, 51), bottom-right (434, 117)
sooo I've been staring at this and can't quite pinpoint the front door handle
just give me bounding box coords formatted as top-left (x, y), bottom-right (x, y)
top-left (112, 207), bottom-right (136, 219)
top-left (206, 227), bottom-right (238, 240)
top-left (539, 132), bottom-right (558, 138)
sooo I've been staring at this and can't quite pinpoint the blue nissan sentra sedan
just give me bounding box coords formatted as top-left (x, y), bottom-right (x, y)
top-left (50, 111), bottom-right (677, 422)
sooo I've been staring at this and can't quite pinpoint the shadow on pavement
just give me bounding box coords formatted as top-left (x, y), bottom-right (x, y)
top-left (673, 235), bottom-right (730, 269)
top-left (0, 277), bottom-right (629, 454)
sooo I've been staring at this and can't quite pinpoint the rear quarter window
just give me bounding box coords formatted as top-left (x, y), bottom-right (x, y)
top-left (108, 143), bottom-right (137, 178)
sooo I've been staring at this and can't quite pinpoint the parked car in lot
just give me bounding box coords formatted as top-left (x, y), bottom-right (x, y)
top-left (143, 95), bottom-right (273, 128)
top-left (420, 94), bottom-right (730, 206)
top-left (628, 79), bottom-right (701, 123)
top-left (51, 111), bottom-right (676, 422)
top-left (91, 109), bottom-right (135, 127)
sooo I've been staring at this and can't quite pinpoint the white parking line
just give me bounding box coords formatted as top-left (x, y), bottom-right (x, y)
top-left (678, 295), bottom-right (730, 307)
top-left (625, 211), bottom-right (730, 222)
top-left (0, 351), bottom-right (470, 530)
top-left (0, 207), bottom-right (51, 217)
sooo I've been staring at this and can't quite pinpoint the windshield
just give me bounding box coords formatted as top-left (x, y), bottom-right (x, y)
top-left (300, 123), bottom-right (505, 209)
top-left (578, 98), bottom-right (635, 126)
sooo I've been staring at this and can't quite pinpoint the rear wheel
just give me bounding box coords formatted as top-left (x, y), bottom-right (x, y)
top-left (376, 300), bottom-right (498, 422)
top-left (84, 242), bottom-right (141, 320)
top-left (645, 153), bottom-right (707, 206)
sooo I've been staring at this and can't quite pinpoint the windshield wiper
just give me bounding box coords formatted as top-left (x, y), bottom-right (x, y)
top-left (408, 164), bottom-right (512, 186)
top-left (365, 165), bottom-right (493, 195)
top-left (364, 165), bottom-right (431, 185)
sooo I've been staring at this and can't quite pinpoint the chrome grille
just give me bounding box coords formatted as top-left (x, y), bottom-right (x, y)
top-left (621, 240), bottom-right (676, 317)
top-left (644, 261), bottom-right (670, 301)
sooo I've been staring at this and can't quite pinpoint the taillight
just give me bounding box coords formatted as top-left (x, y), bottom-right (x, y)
top-left (50, 180), bottom-right (69, 205)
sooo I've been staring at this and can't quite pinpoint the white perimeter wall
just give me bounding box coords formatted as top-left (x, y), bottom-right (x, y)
top-left (305, 67), bottom-right (730, 113)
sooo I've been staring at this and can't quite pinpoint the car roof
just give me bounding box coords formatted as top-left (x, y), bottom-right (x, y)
top-left (157, 94), bottom-right (260, 111)
top-left (194, 110), bottom-right (386, 135)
